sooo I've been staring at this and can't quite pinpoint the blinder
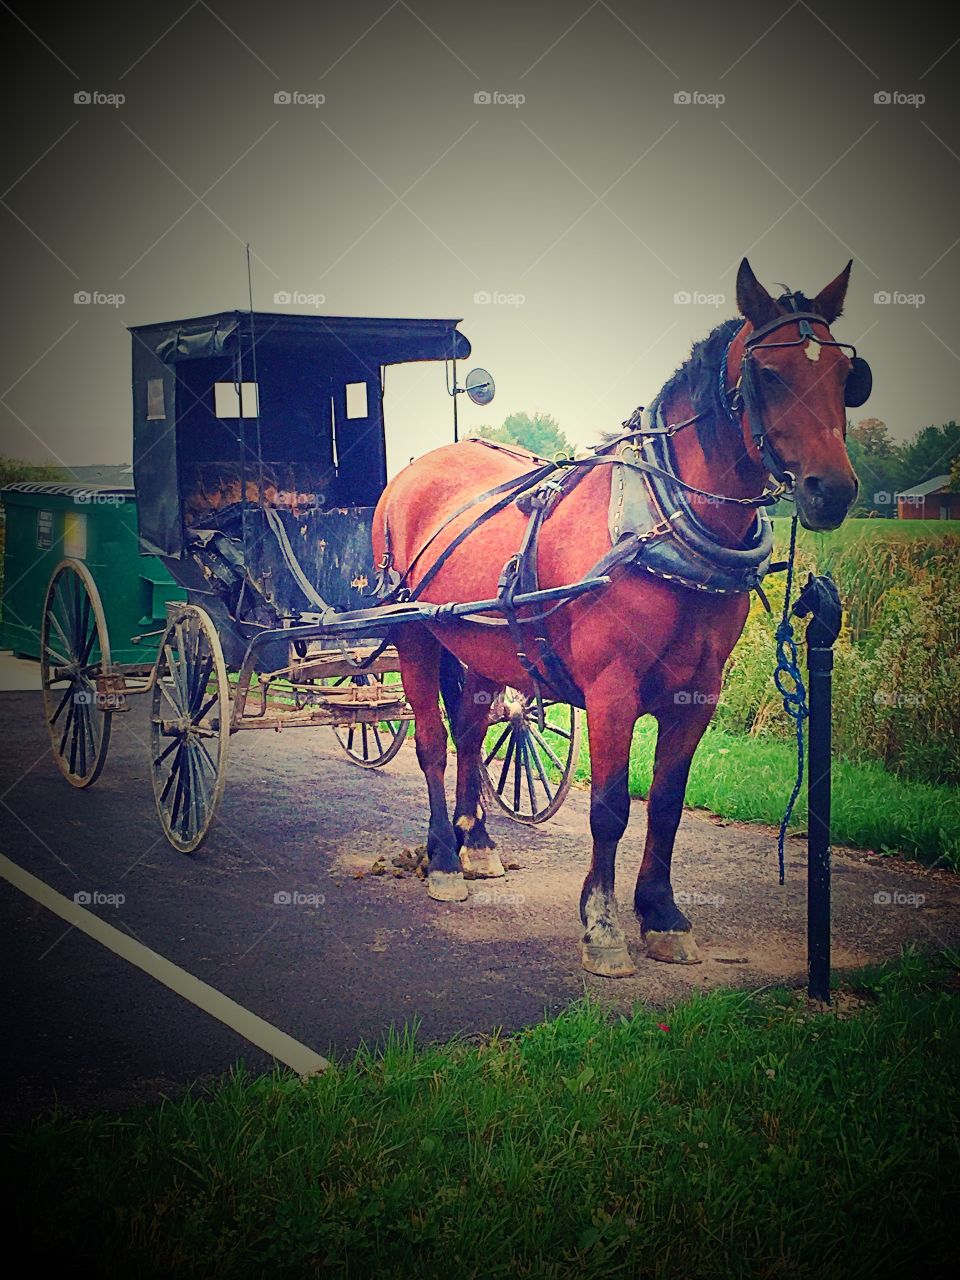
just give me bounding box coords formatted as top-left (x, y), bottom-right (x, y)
top-left (844, 355), bottom-right (872, 407)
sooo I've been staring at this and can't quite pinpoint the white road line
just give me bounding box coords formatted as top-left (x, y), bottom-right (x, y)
top-left (0, 853), bottom-right (329, 1078)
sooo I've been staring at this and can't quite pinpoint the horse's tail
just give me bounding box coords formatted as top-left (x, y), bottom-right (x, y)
top-left (439, 648), bottom-right (465, 730)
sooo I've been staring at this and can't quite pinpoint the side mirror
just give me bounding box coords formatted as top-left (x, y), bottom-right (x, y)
top-left (465, 368), bottom-right (495, 406)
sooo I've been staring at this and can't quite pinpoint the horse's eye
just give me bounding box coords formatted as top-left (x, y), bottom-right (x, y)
top-left (759, 365), bottom-right (782, 386)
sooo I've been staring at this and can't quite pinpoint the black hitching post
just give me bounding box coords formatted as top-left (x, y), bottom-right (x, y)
top-left (792, 574), bottom-right (842, 1004)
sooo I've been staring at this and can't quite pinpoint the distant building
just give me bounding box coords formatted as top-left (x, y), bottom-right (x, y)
top-left (896, 474), bottom-right (960, 520)
top-left (65, 464), bottom-right (133, 486)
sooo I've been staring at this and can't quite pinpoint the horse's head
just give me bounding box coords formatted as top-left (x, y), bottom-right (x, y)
top-left (726, 258), bottom-right (868, 530)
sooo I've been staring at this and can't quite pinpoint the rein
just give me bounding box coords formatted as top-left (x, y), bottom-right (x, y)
top-left (772, 514), bottom-right (808, 884)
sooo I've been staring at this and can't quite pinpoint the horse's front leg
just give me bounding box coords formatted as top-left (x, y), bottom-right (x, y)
top-left (634, 696), bottom-right (718, 963)
top-left (580, 679), bottom-right (641, 978)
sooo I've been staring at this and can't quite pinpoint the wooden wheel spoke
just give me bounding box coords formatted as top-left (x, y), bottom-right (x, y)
top-left (483, 723), bottom-right (512, 766)
top-left (525, 732), bottom-right (554, 803)
top-left (77, 593), bottom-right (96, 666)
top-left (196, 691), bottom-right (219, 723)
top-left (528, 723), bottom-right (566, 773)
top-left (193, 735), bottom-right (218, 776)
top-left (153, 737), bottom-right (179, 769)
top-left (170, 749), bottom-right (186, 830)
top-left (58, 700), bottom-right (75, 758)
top-left (68, 703), bottom-right (81, 776)
top-left (520, 733), bottom-right (539, 815)
top-left (159, 744), bottom-right (183, 806)
top-left (47, 609), bottom-right (75, 664)
top-left (158, 675), bottom-right (182, 714)
top-left (162, 645), bottom-right (187, 711)
top-left (48, 684), bottom-right (73, 726)
top-left (496, 729), bottom-right (517, 796)
top-left (183, 745), bottom-right (201, 842)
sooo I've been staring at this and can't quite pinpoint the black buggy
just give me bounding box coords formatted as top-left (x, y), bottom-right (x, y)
top-left (40, 311), bottom-right (584, 850)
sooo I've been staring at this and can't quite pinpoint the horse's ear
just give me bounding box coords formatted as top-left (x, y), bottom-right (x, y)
top-left (736, 258), bottom-right (779, 329)
top-left (812, 260), bottom-right (852, 324)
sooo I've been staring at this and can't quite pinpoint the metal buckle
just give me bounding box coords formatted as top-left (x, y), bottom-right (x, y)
top-left (640, 516), bottom-right (673, 542)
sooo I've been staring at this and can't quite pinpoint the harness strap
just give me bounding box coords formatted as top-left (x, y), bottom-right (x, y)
top-left (391, 461), bottom-right (559, 602)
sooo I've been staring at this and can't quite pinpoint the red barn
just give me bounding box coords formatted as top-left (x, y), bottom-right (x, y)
top-left (897, 474), bottom-right (960, 520)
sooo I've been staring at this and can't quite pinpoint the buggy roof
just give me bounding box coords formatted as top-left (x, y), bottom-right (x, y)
top-left (128, 310), bottom-right (471, 367)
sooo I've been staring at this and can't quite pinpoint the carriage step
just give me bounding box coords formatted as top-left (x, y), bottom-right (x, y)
top-left (94, 672), bottom-right (130, 711)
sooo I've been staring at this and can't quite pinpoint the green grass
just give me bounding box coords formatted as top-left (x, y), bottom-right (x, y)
top-left (4, 950), bottom-right (958, 1278)
top-left (573, 719), bottom-right (960, 869)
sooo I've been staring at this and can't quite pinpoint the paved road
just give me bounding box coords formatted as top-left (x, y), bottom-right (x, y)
top-left (2, 689), bottom-right (957, 1125)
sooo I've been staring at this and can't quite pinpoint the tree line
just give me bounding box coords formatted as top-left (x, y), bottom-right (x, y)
top-left (468, 414), bottom-right (960, 516)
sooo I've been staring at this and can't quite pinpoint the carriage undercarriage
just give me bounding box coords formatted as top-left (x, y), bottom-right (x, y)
top-left (42, 556), bottom-right (584, 853)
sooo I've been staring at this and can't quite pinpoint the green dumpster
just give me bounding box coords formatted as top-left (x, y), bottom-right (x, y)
top-left (0, 482), bottom-right (184, 664)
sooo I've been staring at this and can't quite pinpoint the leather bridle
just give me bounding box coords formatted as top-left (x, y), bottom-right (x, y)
top-left (718, 302), bottom-right (872, 492)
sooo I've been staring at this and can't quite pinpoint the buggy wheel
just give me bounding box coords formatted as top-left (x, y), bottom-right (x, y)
top-left (151, 605), bottom-right (229, 853)
top-left (480, 690), bottom-right (582, 825)
top-left (327, 673), bottom-right (409, 768)
top-left (41, 558), bottom-right (113, 788)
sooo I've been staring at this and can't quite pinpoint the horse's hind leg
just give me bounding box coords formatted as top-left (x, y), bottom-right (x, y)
top-left (633, 700), bottom-right (714, 964)
top-left (452, 669), bottom-right (504, 879)
top-left (395, 626), bottom-right (467, 902)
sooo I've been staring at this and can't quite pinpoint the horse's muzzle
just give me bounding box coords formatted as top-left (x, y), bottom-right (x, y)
top-left (795, 471), bottom-right (858, 531)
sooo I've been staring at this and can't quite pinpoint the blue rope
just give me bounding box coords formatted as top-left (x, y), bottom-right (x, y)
top-left (773, 515), bottom-right (808, 884)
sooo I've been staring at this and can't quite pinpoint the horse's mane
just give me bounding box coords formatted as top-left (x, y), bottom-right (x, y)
top-left (600, 291), bottom-right (815, 455)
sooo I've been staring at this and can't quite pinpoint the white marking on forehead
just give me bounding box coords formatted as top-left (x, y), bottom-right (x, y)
top-left (803, 340), bottom-right (821, 362)
top-left (832, 427), bottom-right (843, 439)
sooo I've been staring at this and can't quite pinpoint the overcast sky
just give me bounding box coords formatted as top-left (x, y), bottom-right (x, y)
top-left (1, 0), bottom-right (957, 477)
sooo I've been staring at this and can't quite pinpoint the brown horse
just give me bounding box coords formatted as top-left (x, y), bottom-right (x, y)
top-left (371, 259), bottom-right (861, 976)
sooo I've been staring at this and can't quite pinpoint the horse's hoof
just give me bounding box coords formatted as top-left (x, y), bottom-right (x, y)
top-left (643, 929), bottom-right (702, 964)
top-left (427, 871), bottom-right (468, 902)
top-left (460, 848), bottom-right (505, 878)
top-left (581, 941), bottom-right (638, 978)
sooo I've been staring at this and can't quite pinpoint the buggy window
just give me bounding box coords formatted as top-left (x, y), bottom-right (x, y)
top-left (345, 382), bottom-right (367, 419)
top-left (213, 382), bottom-right (260, 419)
